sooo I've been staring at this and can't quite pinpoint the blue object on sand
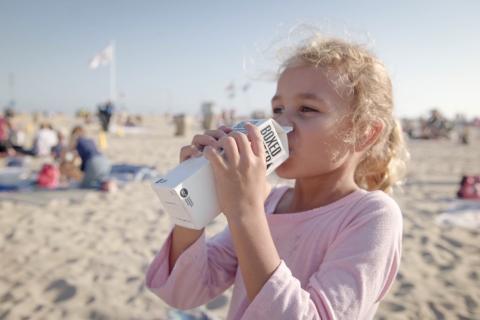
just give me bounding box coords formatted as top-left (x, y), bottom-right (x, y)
top-left (109, 164), bottom-right (159, 183)
top-left (6, 157), bottom-right (25, 167)
top-left (0, 167), bottom-right (34, 191)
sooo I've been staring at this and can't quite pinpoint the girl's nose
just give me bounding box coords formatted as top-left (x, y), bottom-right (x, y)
top-left (274, 112), bottom-right (295, 130)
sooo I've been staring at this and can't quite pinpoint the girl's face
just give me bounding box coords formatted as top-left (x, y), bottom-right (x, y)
top-left (272, 64), bottom-right (356, 179)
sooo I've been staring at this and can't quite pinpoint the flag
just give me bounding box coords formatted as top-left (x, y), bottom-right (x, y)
top-left (89, 44), bottom-right (113, 69)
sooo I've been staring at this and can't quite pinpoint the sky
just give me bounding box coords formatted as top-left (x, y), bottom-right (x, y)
top-left (0, 0), bottom-right (479, 118)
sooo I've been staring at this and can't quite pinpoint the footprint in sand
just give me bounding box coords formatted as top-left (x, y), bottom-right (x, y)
top-left (464, 295), bottom-right (478, 314)
top-left (468, 271), bottom-right (478, 282)
top-left (443, 279), bottom-right (455, 288)
top-left (44, 279), bottom-right (77, 303)
top-left (441, 302), bottom-right (455, 310)
top-left (440, 235), bottom-right (463, 249)
top-left (396, 271), bottom-right (404, 281)
top-left (5, 228), bottom-right (15, 241)
top-left (428, 301), bottom-right (445, 320)
top-left (421, 250), bottom-right (435, 264)
top-left (86, 296), bottom-right (95, 305)
top-left (0, 292), bottom-right (13, 304)
top-left (383, 301), bottom-right (406, 313)
top-left (456, 314), bottom-right (476, 320)
top-left (438, 263), bottom-right (455, 272)
top-left (469, 230), bottom-right (479, 237)
top-left (394, 281), bottom-right (414, 297)
top-left (432, 242), bottom-right (460, 272)
top-left (89, 309), bottom-right (109, 320)
top-left (434, 243), bottom-right (460, 260)
top-left (125, 276), bottom-right (140, 283)
top-left (420, 235), bottom-right (429, 245)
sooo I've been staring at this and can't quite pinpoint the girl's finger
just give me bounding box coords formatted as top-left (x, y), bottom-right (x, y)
top-left (179, 145), bottom-right (201, 162)
top-left (229, 131), bottom-right (251, 158)
top-left (192, 134), bottom-right (219, 150)
top-left (192, 127), bottom-right (231, 150)
top-left (205, 128), bottom-right (230, 140)
top-left (218, 136), bottom-right (240, 165)
top-left (218, 125), bottom-right (233, 134)
top-left (246, 123), bottom-right (265, 159)
top-left (203, 146), bottom-right (227, 171)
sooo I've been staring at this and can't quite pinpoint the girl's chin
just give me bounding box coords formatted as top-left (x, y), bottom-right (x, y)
top-left (274, 161), bottom-right (296, 179)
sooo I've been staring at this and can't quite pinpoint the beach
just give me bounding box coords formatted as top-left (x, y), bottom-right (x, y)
top-left (1, 115), bottom-right (479, 319)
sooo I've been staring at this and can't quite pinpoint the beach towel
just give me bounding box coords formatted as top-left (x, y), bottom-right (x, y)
top-left (0, 167), bottom-right (34, 191)
top-left (109, 164), bottom-right (159, 183)
top-left (436, 200), bottom-right (480, 229)
top-left (6, 156), bottom-right (27, 167)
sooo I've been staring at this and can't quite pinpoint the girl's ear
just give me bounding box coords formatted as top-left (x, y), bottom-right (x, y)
top-left (354, 120), bottom-right (384, 152)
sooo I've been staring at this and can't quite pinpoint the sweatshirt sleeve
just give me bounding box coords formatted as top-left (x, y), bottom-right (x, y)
top-left (242, 192), bottom-right (403, 320)
top-left (145, 225), bottom-right (238, 309)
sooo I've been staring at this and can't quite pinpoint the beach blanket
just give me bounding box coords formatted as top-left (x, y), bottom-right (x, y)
top-left (0, 167), bottom-right (34, 191)
top-left (436, 200), bottom-right (480, 229)
top-left (0, 166), bottom-right (85, 204)
top-left (0, 163), bottom-right (158, 194)
top-left (109, 164), bottom-right (159, 183)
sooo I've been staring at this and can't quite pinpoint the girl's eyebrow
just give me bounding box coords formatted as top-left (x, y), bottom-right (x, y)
top-left (271, 95), bottom-right (281, 103)
top-left (271, 93), bottom-right (329, 106)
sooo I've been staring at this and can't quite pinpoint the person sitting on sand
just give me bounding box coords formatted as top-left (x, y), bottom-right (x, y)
top-left (0, 112), bottom-right (13, 156)
top-left (68, 126), bottom-right (116, 191)
top-left (33, 123), bottom-right (58, 157)
top-left (52, 129), bottom-right (68, 160)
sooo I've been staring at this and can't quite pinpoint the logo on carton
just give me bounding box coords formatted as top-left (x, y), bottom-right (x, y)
top-left (260, 125), bottom-right (282, 170)
top-left (180, 188), bottom-right (189, 198)
top-left (179, 188), bottom-right (194, 207)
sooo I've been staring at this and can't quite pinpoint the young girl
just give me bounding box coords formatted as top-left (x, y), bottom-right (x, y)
top-left (146, 35), bottom-right (407, 319)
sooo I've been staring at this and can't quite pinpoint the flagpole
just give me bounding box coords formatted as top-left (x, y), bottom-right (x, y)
top-left (110, 40), bottom-right (116, 102)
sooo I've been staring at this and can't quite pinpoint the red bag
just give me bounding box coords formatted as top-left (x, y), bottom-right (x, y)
top-left (37, 163), bottom-right (59, 189)
top-left (457, 175), bottom-right (480, 200)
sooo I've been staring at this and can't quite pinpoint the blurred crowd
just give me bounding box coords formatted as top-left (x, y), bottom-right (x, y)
top-left (401, 109), bottom-right (478, 144)
top-left (0, 103), bottom-right (123, 191)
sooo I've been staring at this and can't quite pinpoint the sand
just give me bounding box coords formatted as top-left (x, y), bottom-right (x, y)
top-left (0, 115), bottom-right (479, 319)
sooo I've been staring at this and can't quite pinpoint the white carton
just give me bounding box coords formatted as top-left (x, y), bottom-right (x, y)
top-left (153, 119), bottom-right (291, 229)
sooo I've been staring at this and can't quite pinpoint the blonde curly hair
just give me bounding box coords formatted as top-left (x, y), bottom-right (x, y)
top-left (280, 35), bottom-right (409, 193)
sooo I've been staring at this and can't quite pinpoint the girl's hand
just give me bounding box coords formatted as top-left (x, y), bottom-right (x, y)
top-left (179, 126), bottom-right (232, 163)
top-left (204, 123), bottom-right (269, 221)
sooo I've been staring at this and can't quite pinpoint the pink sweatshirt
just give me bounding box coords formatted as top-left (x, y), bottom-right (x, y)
top-left (146, 186), bottom-right (403, 319)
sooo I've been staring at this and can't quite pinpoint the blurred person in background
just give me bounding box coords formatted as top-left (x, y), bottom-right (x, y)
top-left (0, 110), bottom-right (13, 156)
top-left (68, 126), bottom-right (116, 191)
top-left (32, 123), bottom-right (58, 157)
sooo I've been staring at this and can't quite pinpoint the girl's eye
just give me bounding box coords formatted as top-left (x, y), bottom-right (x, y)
top-left (272, 106), bottom-right (284, 114)
top-left (300, 106), bottom-right (318, 113)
